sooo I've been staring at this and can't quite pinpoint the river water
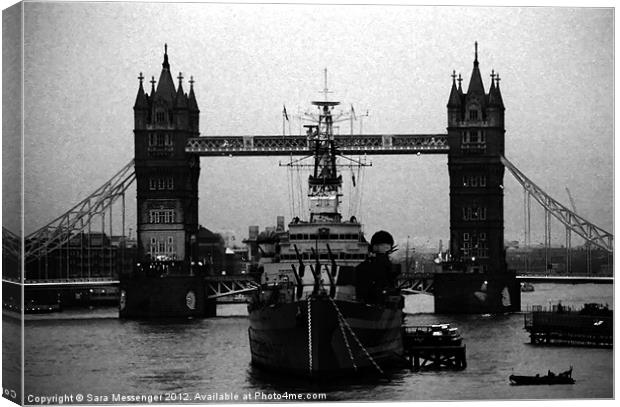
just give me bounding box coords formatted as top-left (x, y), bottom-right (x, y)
top-left (4, 283), bottom-right (614, 403)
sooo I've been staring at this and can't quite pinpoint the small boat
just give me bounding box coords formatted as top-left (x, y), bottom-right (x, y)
top-left (520, 282), bottom-right (535, 292)
top-left (509, 367), bottom-right (575, 385)
top-left (403, 324), bottom-right (463, 347)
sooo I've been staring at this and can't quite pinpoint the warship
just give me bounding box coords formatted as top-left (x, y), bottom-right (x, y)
top-left (248, 79), bottom-right (404, 377)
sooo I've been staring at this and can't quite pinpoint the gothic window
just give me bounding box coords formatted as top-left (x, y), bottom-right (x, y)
top-left (150, 237), bottom-right (157, 257)
top-left (149, 177), bottom-right (174, 190)
top-left (469, 108), bottom-right (479, 121)
top-left (462, 131), bottom-right (485, 145)
top-left (462, 175), bottom-right (487, 187)
top-left (148, 209), bottom-right (176, 224)
top-left (149, 236), bottom-right (177, 260)
top-left (156, 110), bottom-right (166, 124)
top-left (460, 231), bottom-right (489, 259)
top-left (462, 206), bottom-right (487, 221)
top-left (469, 131), bottom-right (478, 143)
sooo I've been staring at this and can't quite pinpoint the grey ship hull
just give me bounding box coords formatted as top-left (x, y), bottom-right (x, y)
top-left (248, 295), bottom-right (403, 376)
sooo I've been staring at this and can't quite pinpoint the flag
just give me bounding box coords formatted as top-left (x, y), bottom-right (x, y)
top-left (283, 105), bottom-right (289, 121)
top-left (351, 104), bottom-right (356, 120)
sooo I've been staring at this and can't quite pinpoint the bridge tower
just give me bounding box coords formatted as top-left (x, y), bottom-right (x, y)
top-left (122, 45), bottom-right (209, 318)
top-left (447, 42), bottom-right (505, 274)
top-left (437, 42), bottom-right (519, 313)
top-left (133, 44), bottom-right (201, 268)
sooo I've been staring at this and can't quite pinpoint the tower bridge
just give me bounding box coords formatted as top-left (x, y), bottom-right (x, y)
top-left (5, 43), bottom-right (613, 317)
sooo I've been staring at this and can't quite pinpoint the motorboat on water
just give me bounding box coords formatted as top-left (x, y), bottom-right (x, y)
top-left (509, 367), bottom-right (575, 385)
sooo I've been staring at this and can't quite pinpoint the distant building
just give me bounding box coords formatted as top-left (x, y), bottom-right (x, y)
top-left (24, 233), bottom-right (137, 280)
top-left (243, 216), bottom-right (288, 265)
top-left (196, 226), bottom-right (245, 275)
top-left (506, 245), bottom-right (612, 275)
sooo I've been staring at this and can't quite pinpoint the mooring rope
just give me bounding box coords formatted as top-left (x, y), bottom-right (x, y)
top-left (328, 296), bottom-right (385, 376)
top-left (336, 309), bottom-right (358, 371)
top-left (307, 297), bottom-right (313, 374)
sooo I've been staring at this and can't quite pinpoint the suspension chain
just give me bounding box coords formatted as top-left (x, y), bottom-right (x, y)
top-left (328, 296), bottom-right (384, 376)
top-left (307, 297), bottom-right (313, 374)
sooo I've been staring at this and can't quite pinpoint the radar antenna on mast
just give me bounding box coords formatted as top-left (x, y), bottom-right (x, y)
top-left (321, 68), bottom-right (333, 101)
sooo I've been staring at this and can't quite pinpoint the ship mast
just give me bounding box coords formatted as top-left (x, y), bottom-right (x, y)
top-left (307, 69), bottom-right (343, 223)
top-left (283, 69), bottom-right (370, 223)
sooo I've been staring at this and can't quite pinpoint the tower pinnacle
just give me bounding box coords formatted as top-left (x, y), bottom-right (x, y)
top-left (474, 41), bottom-right (478, 66)
top-left (162, 43), bottom-right (170, 70)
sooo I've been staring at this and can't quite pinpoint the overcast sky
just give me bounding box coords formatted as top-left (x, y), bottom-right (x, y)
top-left (3, 2), bottom-right (613, 249)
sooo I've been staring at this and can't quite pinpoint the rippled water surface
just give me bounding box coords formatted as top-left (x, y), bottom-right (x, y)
top-left (11, 283), bottom-right (614, 402)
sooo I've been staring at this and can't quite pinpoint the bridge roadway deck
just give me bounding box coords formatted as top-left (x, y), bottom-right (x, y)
top-left (7, 273), bottom-right (611, 288)
top-left (185, 134), bottom-right (449, 156)
top-left (516, 275), bottom-right (613, 284)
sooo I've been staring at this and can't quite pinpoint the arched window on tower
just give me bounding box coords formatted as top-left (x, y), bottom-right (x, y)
top-left (155, 109), bottom-right (166, 124)
top-left (150, 237), bottom-right (157, 257)
top-left (467, 102), bottom-right (481, 121)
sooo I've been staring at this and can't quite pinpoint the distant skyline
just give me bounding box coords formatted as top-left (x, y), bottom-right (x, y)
top-left (2, 2), bottom-right (614, 250)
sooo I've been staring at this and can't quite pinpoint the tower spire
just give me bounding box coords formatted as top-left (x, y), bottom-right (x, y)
top-left (175, 71), bottom-right (188, 109)
top-left (134, 72), bottom-right (148, 109)
top-left (447, 69), bottom-right (461, 108)
top-left (162, 43), bottom-right (170, 70)
top-left (474, 41), bottom-right (478, 66)
top-left (188, 75), bottom-right (199, 112)
top-left (466, 41), bottom-right (484, 95)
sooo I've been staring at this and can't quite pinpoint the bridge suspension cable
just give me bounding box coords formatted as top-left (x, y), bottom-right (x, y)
top-left (501, 156), bottom-right (613, 253)
top-left (2, 227), bottom-right (21, 262)
top-left (24, 159), bottom-right (136, 263)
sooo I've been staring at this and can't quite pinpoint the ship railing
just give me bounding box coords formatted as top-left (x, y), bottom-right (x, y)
top-left (403, 325), bottom-right (445, 335)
